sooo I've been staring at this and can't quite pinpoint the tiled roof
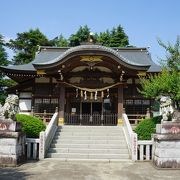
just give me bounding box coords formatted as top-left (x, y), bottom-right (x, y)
top-left (1, 45), bottom-right (161, 73)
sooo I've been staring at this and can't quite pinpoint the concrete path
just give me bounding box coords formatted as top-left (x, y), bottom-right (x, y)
top-left (0, 159), bottom-right (180, 180)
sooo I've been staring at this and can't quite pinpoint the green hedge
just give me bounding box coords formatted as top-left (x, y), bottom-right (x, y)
top-left (16, 114), bottom-right (46, 138)
top-left (134, 116), bottom-right (162, 140)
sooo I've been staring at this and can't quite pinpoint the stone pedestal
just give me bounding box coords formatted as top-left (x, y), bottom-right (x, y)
top-left (153, 122), bottom-right (180, 168)
top-left (0, 120), bottom-right (25, 166)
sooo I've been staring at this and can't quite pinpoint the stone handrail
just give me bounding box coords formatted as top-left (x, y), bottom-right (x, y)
top-left (26, 138), bottom-right (40, 159)
top-left (122, 113), bottom-right (138, 161)
top-left (39, 112), bottom-right (58, 159)
top-left (137, 140), bottom-right (153, 161)
top-left (45, 112), bottom-right (58, 150)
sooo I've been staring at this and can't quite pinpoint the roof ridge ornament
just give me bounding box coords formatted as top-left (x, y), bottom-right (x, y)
top-left (80, 32), bottom-right (97, 45)
top-left (88, 32), bottom-right (95, 43)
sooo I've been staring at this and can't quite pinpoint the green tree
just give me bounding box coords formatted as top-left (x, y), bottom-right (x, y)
top-left (0, 35), bottom-right (9, 66)
top-left (98, 30), bottom-right (111, 46)
top-left (139, 69), bottom-right (180, 102)
top-left (7, 28), bottom-right (53, 65)
top-left (53, 34), bottom-right (68, 47)
top-left (158, 36), bottom-right (180, 71)
top-left (98, 25), bottom-right (129, 47)
top-left (69, 25), bottom-right (91, 46)
top-left (109, 25), bottom-right (129, 47)
top-left (0, 34), bottom-right (15, 104)
top-left (139, 36), bottom-right (180, 109)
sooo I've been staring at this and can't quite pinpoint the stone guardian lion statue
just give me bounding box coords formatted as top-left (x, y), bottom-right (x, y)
top-left (160, 96), bottom-right (180, 122)
top-left (0, 94), bottom-right (19, 121)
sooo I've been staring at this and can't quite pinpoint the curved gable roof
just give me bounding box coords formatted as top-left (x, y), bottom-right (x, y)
top-left (0, 45), bottom-right (161, 73)
top-left (33, 45), bottom-right (151, 68)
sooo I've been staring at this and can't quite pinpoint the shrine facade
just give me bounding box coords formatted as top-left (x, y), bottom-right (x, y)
top-left (0, 44), bottom-right (161, 125)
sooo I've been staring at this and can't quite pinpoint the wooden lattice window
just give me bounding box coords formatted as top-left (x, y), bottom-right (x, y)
top-left (134, 100), bottom-right (142, 105)
top-left (34, 98), bottom-right (58, 113)
top-left (142, 100), bottom-right (150, 105)
top-left (125, 99), bottom-right (133, 105)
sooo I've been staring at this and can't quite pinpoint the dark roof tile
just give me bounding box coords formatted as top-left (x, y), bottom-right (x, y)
top-left (1, 45), bottom-right (161, 73)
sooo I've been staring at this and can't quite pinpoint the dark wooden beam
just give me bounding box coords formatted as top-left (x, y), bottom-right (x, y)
top-left (65, 71), bottom-right (117, 78)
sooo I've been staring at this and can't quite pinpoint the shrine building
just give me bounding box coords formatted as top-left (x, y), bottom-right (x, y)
top-left (0, 44), bottom-right (161, 125)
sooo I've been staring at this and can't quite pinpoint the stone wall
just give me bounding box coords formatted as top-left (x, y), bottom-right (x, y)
top-left (153, 122), bottom-right (180, 168)
top-left (0, 123), bottom-right (25, 166)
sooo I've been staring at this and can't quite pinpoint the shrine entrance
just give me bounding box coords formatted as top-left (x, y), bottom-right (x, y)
top-left (64, 88), bottom-right (118, 126)
top-left (82, 102), bottom-right (102, 115)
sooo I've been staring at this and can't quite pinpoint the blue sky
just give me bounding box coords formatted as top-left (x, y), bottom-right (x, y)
top-left (1, 0), bottom-right (180, 63)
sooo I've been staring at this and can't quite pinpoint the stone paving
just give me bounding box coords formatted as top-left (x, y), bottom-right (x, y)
top-left (0, 159), bottom-right (180, 180)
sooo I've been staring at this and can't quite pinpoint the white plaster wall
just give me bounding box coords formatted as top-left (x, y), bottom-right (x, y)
top-left (19, 99), bottom-right (32, 111)
top-left (19, 112), bottom-right (31, 115)
top-left (19, 92), bottom-right (32, 98)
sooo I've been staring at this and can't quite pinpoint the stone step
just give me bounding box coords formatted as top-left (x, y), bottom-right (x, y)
top-left (48, 148), bottom-right (129, 154)
top-left (55, 132), bottom-right (124, 136)
top-left (59, 125), bottom-right (122, 129)
top-left (44, 158), bottom-right (132, 162)
top-left (56, 131), bottom-right (124, 136)
top-left (54, 135), bottom-right (125, 140)
top-left (57, 129), bottom-right (123, 133)
top-left (47, 125), bottom-right (129, 161)
top-left (58, 126), bottom-right (123, 132)
top-left (47, 153), bottom-right (130, 159)
top-left (51, 143), bottom-right (127, 149)
top-left (53, 139), bottom-right (126, 144)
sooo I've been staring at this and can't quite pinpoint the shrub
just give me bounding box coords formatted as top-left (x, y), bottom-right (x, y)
top-left (16, 114), bottom-right (46, 138)
top-left (134, 116), bottom-right (161, 140)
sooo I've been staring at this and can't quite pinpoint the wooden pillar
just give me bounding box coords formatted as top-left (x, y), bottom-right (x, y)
top-left (66, 93), bottom-right (70, 113)
top-left (118, 86), bottom-right (123, 126)
top-left (58, 86), bottom-right (65, 125)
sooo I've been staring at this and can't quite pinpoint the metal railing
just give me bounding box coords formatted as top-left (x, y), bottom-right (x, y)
top-left (64, 113), bottom-right (118, 125)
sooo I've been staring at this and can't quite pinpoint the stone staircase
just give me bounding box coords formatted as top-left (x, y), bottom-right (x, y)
top-left (47, 125), bottom-right (130, 161)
